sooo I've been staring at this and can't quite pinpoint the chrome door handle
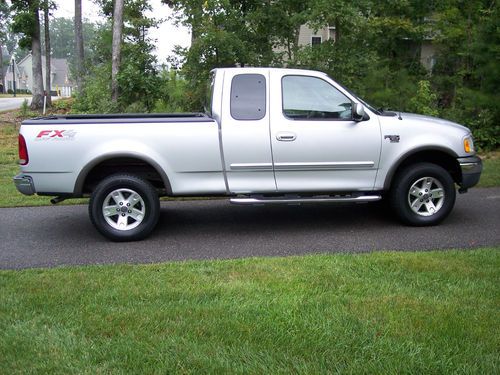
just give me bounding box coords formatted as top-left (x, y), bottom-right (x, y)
top-left (276, 132), bottom-right (297, 141)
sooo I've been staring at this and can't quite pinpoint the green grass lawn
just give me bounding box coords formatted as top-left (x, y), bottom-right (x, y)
top-left (1, 248), bottom-right (498, 373)
top-left (480, 155), bottom-right (500, 188)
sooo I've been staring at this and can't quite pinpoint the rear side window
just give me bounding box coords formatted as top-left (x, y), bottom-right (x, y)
top-left (230, 74), bottom-right (266, 120)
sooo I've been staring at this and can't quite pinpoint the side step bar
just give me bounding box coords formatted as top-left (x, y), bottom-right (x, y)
top-left (230, 195), bottom-right (381, 205)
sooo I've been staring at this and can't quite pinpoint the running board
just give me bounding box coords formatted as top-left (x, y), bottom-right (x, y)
top-left (230, 195), bottom-right (381, 205)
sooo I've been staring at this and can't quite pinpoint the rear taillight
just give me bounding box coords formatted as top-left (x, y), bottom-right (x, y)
top-left (18, 134), bottom-right (29, 165)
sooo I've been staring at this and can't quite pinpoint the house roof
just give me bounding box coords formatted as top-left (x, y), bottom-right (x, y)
top-left (47, 57), bottom-right (72, 86)
top-left (5, 54), bottom-right (73, 87)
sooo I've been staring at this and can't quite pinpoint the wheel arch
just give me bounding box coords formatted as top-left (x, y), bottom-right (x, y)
top-left (74, 153), bottom-right (172, 196)
top-left (384, 146), bottom-right (461, 190)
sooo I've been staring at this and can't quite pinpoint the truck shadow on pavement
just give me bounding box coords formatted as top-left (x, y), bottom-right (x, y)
top-left (156, 200), bottom-right (398, 237)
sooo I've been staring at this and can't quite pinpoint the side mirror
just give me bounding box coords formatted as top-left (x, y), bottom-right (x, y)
top-left (352, 103), bottom-right (366, 122)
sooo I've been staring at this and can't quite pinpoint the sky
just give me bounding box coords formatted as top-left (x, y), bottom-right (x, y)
top-left (53, 0), bottom-right (191, 64)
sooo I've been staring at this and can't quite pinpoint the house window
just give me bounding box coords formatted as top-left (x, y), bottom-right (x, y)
top-left (328, 27), bottom-right (336, 42)
top-left (311, 36), bottom-right (322, 46)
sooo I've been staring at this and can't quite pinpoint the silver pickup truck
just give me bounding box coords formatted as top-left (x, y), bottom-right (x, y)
top-left (14, 67), bottom-right (482, 241)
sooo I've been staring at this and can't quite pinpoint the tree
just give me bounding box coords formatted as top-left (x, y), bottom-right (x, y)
top-left (111, 0), bottom-right (124, 102)
top-left (0, 0), bottom-right (9, 94)
top-left (11, 0), bottom-right (45, 109)
top-left (74, 0), bottom-right (84, 92)
top-left (42, 0), bottom-right (56, 106)
top-left (73, 0), bottom-right (162, 113)
top-left (45, 17), bottom-right (96, 59)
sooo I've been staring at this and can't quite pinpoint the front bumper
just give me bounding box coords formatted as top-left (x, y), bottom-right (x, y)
top-left (13, 174), bottom-right (36, 195)
top-left (458, 156), bottom-right (482, 189)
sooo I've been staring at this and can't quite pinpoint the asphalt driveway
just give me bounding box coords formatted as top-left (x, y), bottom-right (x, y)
top-left (0, 97), bottom-right (32, 111)
top-left (1, 188), bottom-right (499, 269)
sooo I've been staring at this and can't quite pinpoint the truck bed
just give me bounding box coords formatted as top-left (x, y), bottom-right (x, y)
top-left (22, 113), bottom-right (213, 125)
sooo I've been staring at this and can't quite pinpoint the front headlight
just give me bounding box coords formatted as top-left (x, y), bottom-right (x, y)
top-left (463, 135), bottom-right (475, 153)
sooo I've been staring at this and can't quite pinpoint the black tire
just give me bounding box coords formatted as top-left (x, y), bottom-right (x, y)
top-left (390, 163), bottom-right (456, 226)
top-left (89, 174), bottom-right (160, 241)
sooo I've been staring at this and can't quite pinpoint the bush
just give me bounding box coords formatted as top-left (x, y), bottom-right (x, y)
top-left (52, 98), bottom-right (74, 112)
top-left (71, 65), bottom-right (119, 114)
top-left (408, 81), bottom-right (439, 117)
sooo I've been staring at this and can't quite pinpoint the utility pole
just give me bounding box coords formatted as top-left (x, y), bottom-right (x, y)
top-left (11, 58), bottom-right (16, 97)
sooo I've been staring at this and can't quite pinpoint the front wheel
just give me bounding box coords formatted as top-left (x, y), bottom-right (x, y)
top-left (390, 163), bottom-right (456, 226)
top-left (89, 174), bottom-right (160, 241)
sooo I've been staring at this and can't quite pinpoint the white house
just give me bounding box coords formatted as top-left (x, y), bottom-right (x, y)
top-left (4, 54), bottom-right (74, 97)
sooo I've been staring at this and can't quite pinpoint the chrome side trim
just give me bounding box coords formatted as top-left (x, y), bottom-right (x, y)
top-left (458, 156), bottom-right (483, 174)
top-left (229, 161), bottom-right (375, 172)
top-left (274, 161), bottom-right (375, 171)
top-left (230, 195), bottom-right (381, 205)
top-left (230, 163), bottom-right (273, 171)
top-left (459, 162), bottom-right (482, 173)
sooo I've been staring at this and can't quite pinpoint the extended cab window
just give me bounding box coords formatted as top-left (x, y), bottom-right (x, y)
top-left (230, 74), bottom-right (266, 120)
top-left (282, 75), bottom-right (352, 120)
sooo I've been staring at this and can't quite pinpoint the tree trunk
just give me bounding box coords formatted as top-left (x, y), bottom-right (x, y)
top-left (30, 5), bottom-right (44, 110)
top-left (0, 43), bottom-right (4, 94)
top-left (44, 1), bottom-right (51, 106)
top-left (74, 0), bottom-right (84, 93)
top-left (111, 0), bottom-right (124, 103)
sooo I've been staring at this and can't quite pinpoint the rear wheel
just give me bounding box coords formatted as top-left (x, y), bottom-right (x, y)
top-left (390, 163), bottom-right (456, 226)
top-left (89, 174), bottom-right (160, 241)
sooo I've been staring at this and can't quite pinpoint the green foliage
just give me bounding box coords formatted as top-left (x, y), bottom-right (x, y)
top-left (408, 80), bottom-right (439, 117)
top-left (72, 0), bottom-right (161, 113)
top-left (153, 69), bottom-right (191, 113)
top-left (116, 43), bottom-right (161, 111)
top-left (71, 64), bottom-right (118, 113)
top-left (9, 0), bottom-right (40, 49)
top-left (41, 17), bottom-right (98, 60)
top-left (52, 97), bottom-right (74, 111)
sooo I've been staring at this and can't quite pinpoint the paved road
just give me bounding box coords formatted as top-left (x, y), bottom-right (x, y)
top-left (0, 96), bottom-right (60, 111)
top-left (1, 188), bottom-right (499, 269)
top-left (0, 97), bottom-right (32, 111)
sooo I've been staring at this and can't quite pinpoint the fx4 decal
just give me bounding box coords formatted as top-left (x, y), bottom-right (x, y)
top-left (35, 129), bottom-right (77, 141)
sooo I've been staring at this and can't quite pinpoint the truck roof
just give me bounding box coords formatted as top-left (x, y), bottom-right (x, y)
top-left (211, 67), bottom-right (329, 77)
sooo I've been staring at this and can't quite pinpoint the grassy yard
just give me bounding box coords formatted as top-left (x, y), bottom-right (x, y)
top-left (1, 248), bottom-right (498, 373)
top-left (0, 110), bottom-right (499, 207)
